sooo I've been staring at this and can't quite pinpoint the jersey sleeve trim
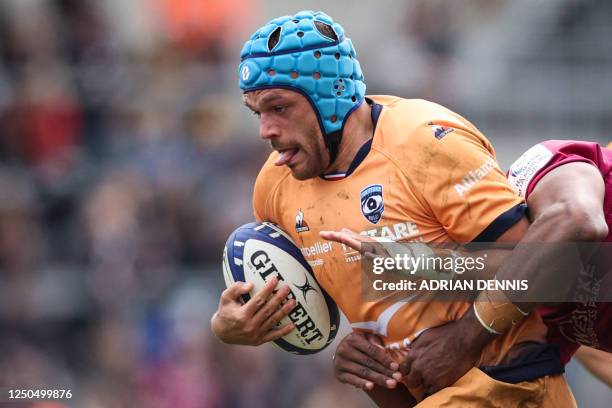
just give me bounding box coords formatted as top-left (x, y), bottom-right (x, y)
top-left (471, 203), bottom-right (527, 243)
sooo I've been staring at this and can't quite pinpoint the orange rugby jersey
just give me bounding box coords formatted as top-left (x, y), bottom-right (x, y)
top-left (253, 95), bottom-right (546, 365)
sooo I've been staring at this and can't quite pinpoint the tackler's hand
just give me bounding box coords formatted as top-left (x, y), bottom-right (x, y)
top-left (333, 331), bottom-right (403, 391)
top-left (399, 319), bottom-right (481, 396)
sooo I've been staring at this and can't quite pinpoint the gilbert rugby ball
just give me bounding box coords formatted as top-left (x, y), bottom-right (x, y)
top-left (223, 222), bottom-right (339, 355)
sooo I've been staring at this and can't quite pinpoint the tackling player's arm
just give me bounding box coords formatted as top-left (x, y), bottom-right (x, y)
top-left (403, 159), bottom-right (608, 393)
top-left (494, 161), bottom-right (608, 310)
top-left (442, 162), bottom-right (607, 348)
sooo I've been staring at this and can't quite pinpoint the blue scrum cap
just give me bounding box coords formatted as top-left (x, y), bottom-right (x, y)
top-left (238, 10), bottom-right (366, 165)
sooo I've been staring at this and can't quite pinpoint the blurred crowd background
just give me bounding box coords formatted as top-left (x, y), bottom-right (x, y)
top-left (0, 0), bottom-right (610, 407)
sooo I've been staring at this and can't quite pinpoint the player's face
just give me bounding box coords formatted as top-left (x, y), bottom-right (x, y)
top-left (243, 89), bottom-right (329, 180)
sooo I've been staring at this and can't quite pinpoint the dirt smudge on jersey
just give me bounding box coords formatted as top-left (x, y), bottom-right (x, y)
top-left (337, 190), bottom-right (350, 200)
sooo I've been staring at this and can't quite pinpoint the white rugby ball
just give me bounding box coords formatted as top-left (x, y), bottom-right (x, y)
top-left (222, 222), bottom-right (339, 354)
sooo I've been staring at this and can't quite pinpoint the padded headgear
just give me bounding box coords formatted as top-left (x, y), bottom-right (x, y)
top-left (238, 10), bottom-right (366, 165)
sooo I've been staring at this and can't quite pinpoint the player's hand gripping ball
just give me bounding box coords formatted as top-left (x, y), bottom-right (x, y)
top-left (223, 222), bottom-right (340, 354)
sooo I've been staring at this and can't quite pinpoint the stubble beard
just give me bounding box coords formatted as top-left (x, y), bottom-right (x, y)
top-left (290, 126), bottom-right (328, 180)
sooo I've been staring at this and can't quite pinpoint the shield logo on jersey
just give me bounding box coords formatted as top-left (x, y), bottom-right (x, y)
top-left (360, 184), bottom-right (384, 224)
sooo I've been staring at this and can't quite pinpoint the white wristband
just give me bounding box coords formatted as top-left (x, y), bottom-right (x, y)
top-left (472, 302), bottom-right (502, 335)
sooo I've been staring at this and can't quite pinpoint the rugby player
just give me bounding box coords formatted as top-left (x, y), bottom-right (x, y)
top-left (211, 11), bottom-right (576, 407)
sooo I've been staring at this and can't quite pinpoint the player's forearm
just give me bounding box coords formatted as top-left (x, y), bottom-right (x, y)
top-left (495, 200), bottom-right (605, 312)
top-left (455, 306), bottom-right (497, 361)
top-left (531, 199), bottom-right (608, 242)
top-left (448, 213), bottom-right (566, 352)
top-left (366, 384), bottom-right (416, 408)
top-left (458, 187), bottom-right (607, 343)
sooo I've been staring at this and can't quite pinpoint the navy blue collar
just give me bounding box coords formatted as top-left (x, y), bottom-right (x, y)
top-left (321, 98), bottom-right (381, 180)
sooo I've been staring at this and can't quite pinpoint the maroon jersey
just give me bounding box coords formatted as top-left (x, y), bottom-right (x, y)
top-left (508, 139), bottom-right (612, 241)
top-left (507, 140), bottom-right (612, 363)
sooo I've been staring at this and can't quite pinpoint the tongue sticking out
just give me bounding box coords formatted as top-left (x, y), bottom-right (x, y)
top-left (275, 148), bottom-right (298, 166)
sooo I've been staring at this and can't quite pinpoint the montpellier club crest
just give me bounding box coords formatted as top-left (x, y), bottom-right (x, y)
top-left (360, 184), bottom-right (384, 224)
